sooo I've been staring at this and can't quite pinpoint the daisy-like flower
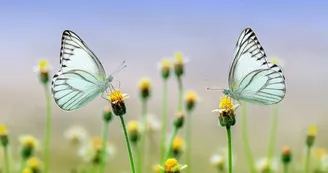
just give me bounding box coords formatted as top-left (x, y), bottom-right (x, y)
top-left (127, 120), bottom-right (141, 144)
top-left (210, 154), bottom-right (225, 171)
top-left (108, 90), bottom-right (129, 116)
top-left (159, 58), bottom-right (172, 79)
top-left (172, 136), bottom-right (184, 158)
top-left (158, 158), bottom-right (187, 173)
top-left (64, 125), bottom-right (88, 146)
top-left (78, 137), bottom-right (116, 164)
top-left (173, 52), bottom-right (189, 78)
top-left (281, 146), bottom-right (292, 165)
top-left (19, 135), bottom-right (40, 159)
top-left (0, 124), bottom-right (9, 147)
top-left (145, 114), bottom-right (161, 134)
top-left (139, 77), bottom-right (151, 100)
top-left (212, 96), bottom-right (239, 127)
top-left (26, 156), bottom-right (42, 173)
top-left (34, 60), bottom-right (51, 84)
top-left (306, 125), bottom-right (317, 147)
top-left (256, 157), bottom-right (279, 173)
top-left (185, 90), bottom-right (198, 112)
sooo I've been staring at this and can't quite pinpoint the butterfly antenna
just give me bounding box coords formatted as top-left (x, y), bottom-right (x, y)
top-left (111, 61), bottom-right (127, 76)
top-left (206, 87), bottom-right (224, 91)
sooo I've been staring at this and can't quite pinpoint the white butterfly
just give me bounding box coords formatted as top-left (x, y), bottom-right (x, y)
top-left (222, 28), bottom-right (286, 105)
top-left (51, 30), bottom-right (125, 111)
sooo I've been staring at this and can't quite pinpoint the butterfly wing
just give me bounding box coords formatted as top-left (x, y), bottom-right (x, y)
top-left (51, 30), bottom-right (107, 111)
top-left (228, 28), bottom-right (286, 105)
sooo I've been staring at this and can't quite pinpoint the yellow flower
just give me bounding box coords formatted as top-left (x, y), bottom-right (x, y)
top-left (160, 58), bottom-right (171, 70)
top-left (162, 158), bottom-right (187, 173)
top-left (159, 58), bottom-right (172, 79)
top-left (308, 125), bottom-right (317, 137)
top-left (19, 135), bottom-right (39, 149)
top-left (172, 136), bottom-right (184, 151)
top-left (139, 77), bottom-right (151, 91)
top-left (139, 77), bottom-right (151, 99)
top-left (22, 168), bottom-right (33, 173)
top-left (108, 90), bottom-right (129, 116)
top-left (174, 52), bottom-right (184, 64)
top-left (108, 90), bottom-right (129, 104)
top-left (219, 96), bottom-right (233, 110)
top-left (91, 137), bottom-right (103, 151)
top-left (34, 59), bottom-right (51, 74)
top-left (314, 148), bottom-right (327, 159)
top-left (0, 125), bottom-right (7, 136)
top-left (26, 157), bottom-right (41, 170)
top-left (185, 90), bottom-right (198, 111)
top-left (127, 121), bottom-right (140, 133)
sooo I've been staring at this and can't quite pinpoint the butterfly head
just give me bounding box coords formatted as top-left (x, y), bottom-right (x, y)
top-left (223, 89), bottom-right (232, 97)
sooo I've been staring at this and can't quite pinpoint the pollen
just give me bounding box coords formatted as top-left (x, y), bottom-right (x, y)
top-left (165, 158), bottom-right (179, 171)
top-left (108, 90), bottom-right (125, 103)
top-left (219, 96), bottom-right (234, 110)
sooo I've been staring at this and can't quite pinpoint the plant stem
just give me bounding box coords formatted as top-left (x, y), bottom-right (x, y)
top-left (226, 126), bottom-right (233, 173)
top-left (267, 105), bottom-right (279, 168)
top-left (99, 121), bottom-right (110, 173)
top-left (305, 145), bottom-right (311, 173)
top-left (20, 158), bottom-right (26, 173)
top-left (43, 84), bottom-right (52, 173)
top-left (164, 127), bottom-right (179, 162)
top-left (134, 144), bottom-right (141, 173)
top-left (138, 100), bottom-right (147, 173)
top-left (283, 163), bottom-right (288, 173)
top-left (159, 80), bottom-right (168, 164)
top-left (119, 115), bottom-right (136, 173)
top-left (3, 145), bottom-right (10, 173)
top-left (177, 77), bottom-right (183, 112)
top-left (186, 110), bottom-right (192, 173)
top-left (241, 103), bottom-right (256, 173)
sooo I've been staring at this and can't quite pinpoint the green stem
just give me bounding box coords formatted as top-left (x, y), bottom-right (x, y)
top-left (159, 80), bottom-right (168, 164)
top-left (134, 144), bottom-right (141, 173)
top-left (99, 121), bottom-right (110, 173)
top-left (226, 126), bottom-right (233, 173)
top-left (267, 105), bottom-right (279, 168)
top-left (90, 164), bottom-right (98, 173)
top-left (43, 84), bottom-right (52, 173)
top-left (283, 163), bottom-right (289, 173)
top-left (20, 157), bottom-right (27, 173)
top-left (305, 145), bottom-right (311, 173)
top-left (138, 100), bottom-right (147, 173)
top-left (3, 145), bottom-right (10, 173)
top-left (241, 103), bottom-right (256, 173)
top-left (185, 110), bottom-right (192, 173)
top-left (177, 77), bottom-right (183, 112)
top-left (119, 115), bottom-right (136, 173)
top-left (164, 127), bottom-right (179, 162)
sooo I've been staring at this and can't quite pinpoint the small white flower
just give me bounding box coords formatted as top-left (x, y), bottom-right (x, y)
top-left (145, 114), bottom-right (161, 133)
top-left (210, 154), bottom-right (224, 167)
top-left (64, 126), bottom-right (88, 146)
top-left (78, 138), bottom-right (116, 163)
top-left (256, 157), bottom-right (279, 173)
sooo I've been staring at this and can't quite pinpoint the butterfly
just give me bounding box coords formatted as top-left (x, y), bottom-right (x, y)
top-left (222, 28), bottom-right (286, 105)
top-left (51, 30), bottom-right (125, 111)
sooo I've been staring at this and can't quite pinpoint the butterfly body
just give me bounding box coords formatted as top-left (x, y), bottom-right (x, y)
top-left (51, 30), bottom-right (120, 111)
top-left (224, 28), bottom-right (286, 105)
